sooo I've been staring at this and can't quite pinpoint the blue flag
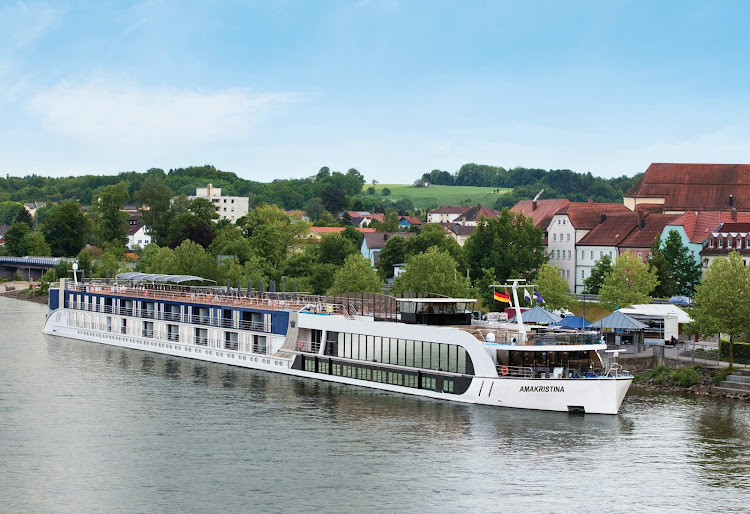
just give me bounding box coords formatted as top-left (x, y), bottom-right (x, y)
top-left (533, 288), bottom-right (544, 304)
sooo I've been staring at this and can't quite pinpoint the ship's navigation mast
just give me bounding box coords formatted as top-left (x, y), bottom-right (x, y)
top-left (491, 279), bottom-right (535, 343)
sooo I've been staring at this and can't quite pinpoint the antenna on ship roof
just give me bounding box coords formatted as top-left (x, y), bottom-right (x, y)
top-left (490, 279), bottom-right (534, 343)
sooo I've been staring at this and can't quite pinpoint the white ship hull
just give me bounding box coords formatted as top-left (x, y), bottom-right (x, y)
top-left (44, 307), bottom-right (631, 414)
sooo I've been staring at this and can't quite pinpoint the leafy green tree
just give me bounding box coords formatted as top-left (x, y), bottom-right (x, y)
top-left (208, 226), bottom-right (252, 263)
top-left (341, 226), bottom-right (364, 248)
top-left (328, 254), bottom-right (383, 294)
top-left (170, 240), bottom-right (218, 279)
top-left (406, 223), bottom-right (466, 272)
top-left (190, 197), bottom-right (220, 225)
top-left (0, 201), bottom-right (24, 225)
top-left (14, 207), bottom-right (34, 229)
top-left (4, 222), bottom-right (31, 256)
top-left (76, 248), bottom-right (95, 277)
top-left (89, 183), bottom-right (129, 249)
top-left (393, 247), bottom-right (470, 297)
top-left (473, 267), bottom-right (498, 311)
top-left (95, 250), bottom-right (125, 277)
top-left (382, 188), bottom-right (391, 196)
top-left (598, 251), bottom-right (658, 310)
top-left (318, 234), bottom-right (358, 266)
top-left (377, 234), bottom-right (409, 280)
top-left (691, 251), bottom-right (750, 367)
top-left (464, 209), bottom-right (546, 284)
top-left (658, 230), bottom-right (702, 297)
top-left (136, 172), bottom-right (175, 246)
top-left (536, 264), bottom-right (573, 311)
top-left (304, 197), bottom-right (327, 222)
top-left (583, 254), bottom-right (612, 294)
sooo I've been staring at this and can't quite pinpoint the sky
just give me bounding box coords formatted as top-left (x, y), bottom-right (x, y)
top-left (2, 0), bottom-right (750, 183)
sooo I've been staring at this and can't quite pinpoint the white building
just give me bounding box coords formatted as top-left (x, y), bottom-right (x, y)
top-left (547, 202), bottom-right (631, 292)
top-left (127, 218), bottom-right (152, 250)
top-left (188, 183), bottom-right (249, 223)
top-left (426, 205), bottom-right (470, 224)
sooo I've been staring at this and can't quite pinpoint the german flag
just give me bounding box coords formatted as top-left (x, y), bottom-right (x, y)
top-left (494, 289), bottom-right (511, 304)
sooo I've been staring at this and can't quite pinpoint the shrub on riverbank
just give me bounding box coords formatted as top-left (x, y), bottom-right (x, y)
top-left (719, 340), bottom-right (750, 365)
top-left (635, 364), bottom-right (703, 388)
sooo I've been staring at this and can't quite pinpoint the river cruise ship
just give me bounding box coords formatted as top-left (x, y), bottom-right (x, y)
top-left (43, 274), bottom-right (632, 414)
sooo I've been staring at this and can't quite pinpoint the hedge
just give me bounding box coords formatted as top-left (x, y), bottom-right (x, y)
top-left (719, 341), bottom-right (750, 364)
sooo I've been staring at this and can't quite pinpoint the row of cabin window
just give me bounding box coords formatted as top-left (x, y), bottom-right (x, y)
top-left (305, 360), bottom-right (455, 393)
top-left (331, 332), bottom-right (471, 374)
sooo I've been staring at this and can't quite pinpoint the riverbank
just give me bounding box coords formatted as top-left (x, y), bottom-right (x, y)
top-left (0, 282), bottom-right (49, 305)
top-left (633, 365), bottom-right (750, 400)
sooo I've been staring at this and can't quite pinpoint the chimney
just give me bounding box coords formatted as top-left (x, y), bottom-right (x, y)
top-left (729, 194), bottom-right (734, 207)
top-left (732, 207), bottom-right (738, 222)
top-left (600, 213), bottom-right (607, 224)
top-left (532, 199), bottom-right (537, 211)
top-left (383, 233), bottom-right (388, 241)
top-left (588, 198), bottom-right (593, 204)
top-left (637, 211), bottom-right (645, 229)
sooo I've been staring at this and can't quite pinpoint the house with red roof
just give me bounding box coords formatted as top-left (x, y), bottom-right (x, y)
top-left (659, 210), bottom-right (750, 268)
top-left (619, 213), bottom-right (677, 262)
top-left (510, 198), bottom-right (571, 231)
top-left (426, 205), bottom-right (471, 224)
top-left (624, 163), bottom-right (750, 214)
top-left (576, 212), bottom-right (639, 293)
top-left (548, 200), bottom-right (631, 291)
top-left (126, 215), bottom-right (152, 250)
top-left (361, 232), bottom-right (414, 265)
top-left (701, 222), bottom-right (750, 270)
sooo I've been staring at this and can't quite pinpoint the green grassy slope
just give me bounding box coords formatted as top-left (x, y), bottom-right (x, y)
top-left (367, 184), bottom-right (511, 210)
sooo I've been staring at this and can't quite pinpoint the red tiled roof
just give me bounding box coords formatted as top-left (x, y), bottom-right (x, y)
top-left (716, 222), bottom-right (750, 232)
top-left (128, 222), bottom-right (144, 236)
top-left (625, 163), bottom-right (750, 211)
top-left (620, 213), bottom-right (677, 248)
top-left (511, 198), bottom-right (571, 229)
top-left (577, 213), bottom-right (638, 246)
top-left (556, 202), bottom-right (630, 230)
top-left (0, 225), bottom-right (10, 238)
top-left (664, 211), bottom-right (750, 243)
top-left (310, 227), bottom-right (376, 234)
top-left (455, 204), bottom-right (499, 222)
top-left (429, 205), bottom-right (471, 214)
top-left (399, 216), bottom-right (422, 225)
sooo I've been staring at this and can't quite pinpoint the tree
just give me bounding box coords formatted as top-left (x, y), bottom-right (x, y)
top-left (4, 222), bottom-right (31, 256)
top-left (190, 197), bottom-right (220, 225)
top-left (136, 172), bottom-right (175, 246)
top-left (170, 240), bottom-right (218, 279)
top-left (598, 251), bottom-right (658, 310)
top-left (659, 230), bottom-right (702, 297)
top-left (463, 209), bottom-right (546, 285)
top-left (318, 234), bottom-right (358, 266)
top-left (22, 231), bottom-right (50, 256)
top-left (328, 254), bottom-right (383, 294)
top-left (393, 247), bottom-right (470, 297)
top-left (90, 183), bottom-right (129, 249)
top-left (583, 254), bottom-right (612, 294)
top-left (536, 264), bottom-right (573, 311)
top-left (382, 187), bottom-right (391, 196)
top-left (691, 251), bottom-right (750, 367)
top-left (377, 234), bottom-right (409, 280)
top-left (14, 207), bottom-right (34, 229)
top-left (0, 201), bottom-right (24, 225)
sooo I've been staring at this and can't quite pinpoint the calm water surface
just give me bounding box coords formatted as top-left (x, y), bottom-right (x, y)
top-left (1, 297), bottom-right (749, 513)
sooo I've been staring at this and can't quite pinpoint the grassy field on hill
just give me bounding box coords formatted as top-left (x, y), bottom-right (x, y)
top-left (368, 184), bottom-right (511, 210)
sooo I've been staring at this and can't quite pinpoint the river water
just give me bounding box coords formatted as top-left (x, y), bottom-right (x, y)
top-left (1, 296), bottom-right (749, 513)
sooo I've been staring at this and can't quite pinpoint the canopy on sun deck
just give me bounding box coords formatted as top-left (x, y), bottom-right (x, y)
top-left (396, 297), bottom-right (476, 325)
top-left (115, 272), bottom-right (216, 284)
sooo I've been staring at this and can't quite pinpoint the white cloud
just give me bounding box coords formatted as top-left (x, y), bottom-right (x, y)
top-left (28, 79), bottom-right (300, 147)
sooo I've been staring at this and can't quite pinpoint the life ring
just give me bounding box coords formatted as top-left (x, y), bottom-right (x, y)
top-left (500, 366), bottom-right (509, 376)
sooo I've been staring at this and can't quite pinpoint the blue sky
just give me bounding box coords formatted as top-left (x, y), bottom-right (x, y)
top-left (2, 0), bottom-right (750, 183)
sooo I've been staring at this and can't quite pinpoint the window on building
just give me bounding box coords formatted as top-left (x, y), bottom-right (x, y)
top-left (609, 251), bottom-right (613, 258)
top-left (581, 269), bottom-right (585, 279)
top-left (566, 234), bottom-right (570, 242)
top-left (590, 251), bottom-right (594, 260)
top-left (709, 239), bottom-right (714, 248)
top-left (568, 250), bottom-right (572, 259)
top-left (637, 252), bottom-right (642, 259)
top-left (565, 270), bottom-right (569, 278)
top-left (599, 251), bottom-right (603, 258)
top-left (728, 238), bottom-right (732, 249)
top-left (553, 233), bottom-right (556, 242)
top-left (556, 250), bottom-right (560, 259)
top-left (719, 239), bottom-right (723, 249)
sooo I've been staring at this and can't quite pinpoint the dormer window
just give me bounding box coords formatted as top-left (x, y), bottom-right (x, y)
top-left (718, 239), bottom-right (723, 249)
top-left (727, 238), bottom-right (732, 249)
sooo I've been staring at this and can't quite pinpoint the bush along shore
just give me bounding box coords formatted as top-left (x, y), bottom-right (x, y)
top-left (0, 282), bottom-right (49, 305)
top-left (633, 365), bottom-right (750, 400)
